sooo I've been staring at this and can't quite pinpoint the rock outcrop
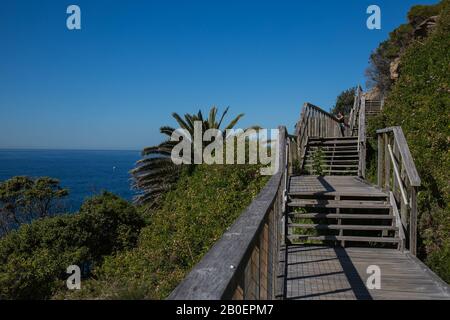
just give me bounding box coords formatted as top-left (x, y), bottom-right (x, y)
top-left (413, 15), bottom-right (438, 38)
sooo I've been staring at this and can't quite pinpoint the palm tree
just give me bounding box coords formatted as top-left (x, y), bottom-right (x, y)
top-left (131, 107), bottom-right (244, 207)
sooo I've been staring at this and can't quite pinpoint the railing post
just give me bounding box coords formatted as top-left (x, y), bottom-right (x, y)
top-left (384, 134), bottom-right (391, 192)
top-left (358, 96), bottom-right (366, 178)
top-left (376, 126), bottom-right (421, 257)
top-left (377, 133), bottom-right (384, 188)
top-left (410, 187), bottom-right (417, 255)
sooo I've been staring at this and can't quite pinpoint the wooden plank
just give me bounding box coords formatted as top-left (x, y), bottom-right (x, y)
top-left (376, 127), bottom-right (421, 186)
top-left (308, 145), bottom-right (358, 150)
top-left (377, 134), bottom-right (383, 188)
top-left (384, 134), bottom-right (391, 192)
top-left (309, 136), bottom-right (358, 141)
top-left (288, 235), bottom-right (399, 243)
top-left (304, 159), bottom-right (359, 163)
top-left (288, 191), bottom-right (386, 197)
top-left (309, 141), bottom-right (358, 145)
top-left (390, 192), bottom-right (406, 251)
top-left (305, 155), bottom-right (359, 158)
top-left (410, 187), bottom-right (417, 255)
top-left (388, 144), bottom-right (408, 205)
top-left (307, 150), bottom-right (359, 154)
top-left (393, 127), bottom-right (421, 186)
top-left (284, 245), bottom-right (450, 300)
top-left (288, 224), bottom-right (398, 231)
top-left (303, 164), bottom-right (358, 168)
top-left (288, 199), bottom-right (390, 209)
top-left (288, 213), bottom-right (393, 220)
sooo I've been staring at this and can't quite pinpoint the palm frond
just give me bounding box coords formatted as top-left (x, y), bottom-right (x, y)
top-left (172, 112), bottom-right (192, 131)
top-left (224, 113), bottom-right (244, 131)
top-left (160, 126), bottom-right (176, 137)
top-left (208, 106), bottom-right (218, 129)
top-left (197, 110), bottom-right (204, 122)
top-left (217, 106), bottom-right (230, 129)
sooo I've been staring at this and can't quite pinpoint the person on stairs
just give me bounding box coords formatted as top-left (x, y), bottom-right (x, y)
top-left (336, 111), bottom-right (346, 136)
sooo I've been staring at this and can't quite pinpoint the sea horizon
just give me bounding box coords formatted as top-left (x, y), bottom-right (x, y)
top-left (0, 149), bottom-right (142, 212)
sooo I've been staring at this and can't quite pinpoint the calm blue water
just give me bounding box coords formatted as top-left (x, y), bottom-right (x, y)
top-left (0, 149), bottom-right (141, 212)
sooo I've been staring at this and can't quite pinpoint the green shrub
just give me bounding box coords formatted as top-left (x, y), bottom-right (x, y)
top-left (0, 176), bottom-right (69, 235)
top-left (0, 192), bottom-right (144, 299)
top-left (311, 147), bottom-right (325, 176)
top-left (61, 164), bottom-right (268, 299)
top-left (331, 87), bottom-right (356, 116)
top-left (408, 3), bottom-right (444, 26)
top-left (366, 1), bottom-right (444, 93)
top-left (367, 0), bottom-right (450, 282)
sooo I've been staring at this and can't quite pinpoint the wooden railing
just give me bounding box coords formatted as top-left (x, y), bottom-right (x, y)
top-left (294, 103), bottom-right (348, 169)
top-left (349, 86), bottom-right (363, 134)
top-left (365, 99), bottom-right (383, 116)
top-left (287, 134), bottom-right (299, 175)
top-left (376, 127), bottom-right (421, 255)
top-left (357, 96), bottom-right (367, 178)
top-left (168, 126), bottom-right (288, 300)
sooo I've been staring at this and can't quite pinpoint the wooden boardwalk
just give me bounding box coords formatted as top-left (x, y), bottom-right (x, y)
top-left (169, 97), bottom-right (450, 301)
top-left (282, 245), bottom-right (450, 300)
top-left (289, 175), bottom-right (387, 197)
top-left (284, 175), bottom-right (450, 300)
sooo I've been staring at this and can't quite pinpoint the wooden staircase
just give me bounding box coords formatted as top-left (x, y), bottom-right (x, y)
top-left (288, 92), bottom-right (407, 251)
top-left (350, 98), bottom-right (382, 136)
top-left (302, 137), bottom-right (359, 175)
top-left (286, 176), bottom-right (401, 248)
top-left (170, 90), bottom-right (450, 301)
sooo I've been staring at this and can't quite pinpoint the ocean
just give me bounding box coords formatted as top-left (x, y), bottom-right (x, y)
top-left (0, 149), bottom-right (141, 212)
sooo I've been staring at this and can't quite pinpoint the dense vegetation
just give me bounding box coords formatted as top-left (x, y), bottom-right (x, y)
top-left (60, 164), bottom-right (267, 299)
top-left (365, 0), bottom-right (449, 282)
top-left (0, 103), bottom-right (268, 299)
top-left (132, 107), bottom-right (246, 208)
top-left (365, 1), bottom-right (444, 94)
top-left (331, 87), bottom-right (356, 116)
top-left (0, 176), bottom-right (68, 235)
top-left (0, 192), bottom-right (144, 299)
top-left (0, 164), bottom-right (267, 299)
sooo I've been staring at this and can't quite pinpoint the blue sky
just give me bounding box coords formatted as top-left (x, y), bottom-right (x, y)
top-left (0, 0), bottom-right (439, 150)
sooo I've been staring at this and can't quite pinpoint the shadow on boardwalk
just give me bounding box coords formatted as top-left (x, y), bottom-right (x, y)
top-left (282, 244), bottom-right (450, 300)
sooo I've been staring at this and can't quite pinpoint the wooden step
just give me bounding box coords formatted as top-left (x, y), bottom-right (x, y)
top-left (287, 235), bottom-right (400, 243)
top-left (303, 164), bottom-right (358, 168)
top-left (288, 213), bottom-right (393, 220)
top-left (308, 140), bottom-right (357, 144)
top-left (304, 159), bottom-right (359, 164)
top-left (307, 149), bottom-right (358, 153)
top-left (303, 170), bottom-right (359, 175)
top-left (288, 224), bottom-right (398, 231)
top-left (288, 199), bottom-right (390, 209)
top-left (307, 150), bottom-right (358, 154)
top-left (308, 144), bottom-right (358, 149)
top-left (288, 191), bottom-right (387, 197)
top-left (308, 145), bottom-right (358, 150)
top-left (309, 136), bottom-right (358, 141)
top-left (307, 155), bottom-right (359, 158)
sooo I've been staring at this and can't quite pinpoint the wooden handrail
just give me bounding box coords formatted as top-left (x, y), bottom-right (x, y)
top-left (294, 103), bottom-right (348, 171)
top-left (349, 86), bottom-right (363, 134)
top-left (303, 103), bottom-right (350, 126)
top-left (357, 96), bottom-right (366, 178)
top-left (390, 192), bottom-right (406, 251)
top-left (387, 144), bottom-right (408, 205)
top-left (376, 126), bottom-right (421, 255)
top-left (169, 126), bottom-right (288, 300)
top-left (376, 127), bottom-right (421, 186)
